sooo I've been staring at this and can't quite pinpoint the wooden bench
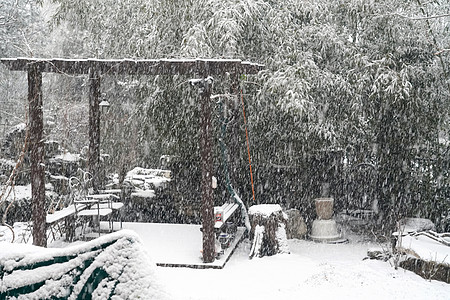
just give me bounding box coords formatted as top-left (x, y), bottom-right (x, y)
top-left (214, 202), bottom-right (239, 229)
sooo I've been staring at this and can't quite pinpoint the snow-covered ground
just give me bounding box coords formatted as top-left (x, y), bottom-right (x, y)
top-left (157, 238), bottom-right (449, 300)
top-left (1, 223), bottom-right (448, 299)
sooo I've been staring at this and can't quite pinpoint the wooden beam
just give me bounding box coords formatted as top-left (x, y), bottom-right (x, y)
top-left (0, 58), bottom-right (264, 76)
top-left (88, 67), bottom-right (101, 192)
top-left (28, 62), bottom-right (47, 247)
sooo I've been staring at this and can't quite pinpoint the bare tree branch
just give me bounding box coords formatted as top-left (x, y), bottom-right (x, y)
top-left (390, 12), bottom-right (450, 21)
top-left (435, 48), bottom-right (450, 55)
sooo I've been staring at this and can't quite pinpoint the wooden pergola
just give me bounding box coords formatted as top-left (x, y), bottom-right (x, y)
top-left (0, 57), bottom-right (263, 263)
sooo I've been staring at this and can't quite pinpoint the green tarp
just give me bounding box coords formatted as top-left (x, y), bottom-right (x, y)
top-left (0, 230), bottom-right (169, 299)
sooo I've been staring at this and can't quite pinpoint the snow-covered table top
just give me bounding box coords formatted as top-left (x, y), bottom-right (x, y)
top-left (46, 204), bottom-right (86, 224)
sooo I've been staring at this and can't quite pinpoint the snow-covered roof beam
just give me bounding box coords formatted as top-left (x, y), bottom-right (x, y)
top-left (0, 58), bottom-right (264, 76)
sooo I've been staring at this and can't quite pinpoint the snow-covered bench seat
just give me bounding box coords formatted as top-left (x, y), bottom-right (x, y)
top-left (46, 204), bottom-right (86, 225)
top-left (46, 204), bottom-right (86, 242)
top-left (214, 202), bottom-right (239, 229)
top-left (98, 202), bottom-right (124, 210)
top-left (77, 207), bottom-right (113, 217)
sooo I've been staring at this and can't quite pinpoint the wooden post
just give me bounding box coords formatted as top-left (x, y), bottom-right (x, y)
top-left (199, 76), bottom-right (215, 263)
top-left (88, 67), bottom-right (101, 192)
top-left (28, 62), bottom-right (47, 247)
top-left (229, 75), bottom-right (243, 201)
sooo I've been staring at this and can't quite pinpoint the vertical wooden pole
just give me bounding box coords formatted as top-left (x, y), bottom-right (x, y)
top-left (28, 62), bottom-right (47, 247)
top-left (88, 67), bottom-right (101, 192)
top-left (199, 75), bottom-right (215, 263)
top-left (229, 75), bottom-right (242, 197)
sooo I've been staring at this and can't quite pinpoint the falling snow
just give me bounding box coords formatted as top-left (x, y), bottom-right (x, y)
top-left (1, 0), bottom-right (450, 299)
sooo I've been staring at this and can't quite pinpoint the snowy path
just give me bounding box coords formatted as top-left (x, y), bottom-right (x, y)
top-left (156, 239), bottom-right (449, 300)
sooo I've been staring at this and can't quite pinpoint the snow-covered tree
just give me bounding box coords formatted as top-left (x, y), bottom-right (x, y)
top-left (0, 0), bottom-right (48, 139)
top-left (23, 0), bottom-right (450, 231)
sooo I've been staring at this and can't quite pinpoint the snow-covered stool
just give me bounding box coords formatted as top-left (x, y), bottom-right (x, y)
top-left (248, 204), bottom-right (289, 258)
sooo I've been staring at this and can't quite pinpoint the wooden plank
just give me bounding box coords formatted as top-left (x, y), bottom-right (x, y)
top-left (0, 58), bottom-right (264, 76)
top-left (98, 189), bottom-right (122, 194)
top-left (98, 202), bottom-right (124, 210)
top-left (74, 199), bottom-right (109, 205)
top-left (214, 203), bottom-right (239, 229)
top-left (86, 193), bottom-right (120, 200)
top-left (46, 204), bottom-right (86, 224)
top-left (78, 208), bottom-right (112, 216)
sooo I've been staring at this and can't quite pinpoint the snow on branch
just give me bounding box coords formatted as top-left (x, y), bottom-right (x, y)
top-left (435, 48), bottom-right (450, 56)
top-left (388, 12), bottom-right (450, 21)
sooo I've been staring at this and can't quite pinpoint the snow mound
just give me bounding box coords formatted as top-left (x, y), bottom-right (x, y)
top-left (53, 152), bottom-right (80, 162)
top-left (125, 167), bottom-right (171, 190)
top-left (400, 218), bottom-right (436, 234)
top-left (248, 204), bottom-right (283, 217)
top-left (0, 230), bottom-right (169, 299)
top-left (398, 234), bottom-right (450, 264)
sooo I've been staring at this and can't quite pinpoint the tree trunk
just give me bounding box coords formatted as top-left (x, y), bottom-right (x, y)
top-left (88, 68), bottom-right (101, 192)
top-left (248, 204), bottom-right (289, 258)
top-left (200, 77), bottom-right (215, 263)
top-left (28, 62), bottom-right (46, 247)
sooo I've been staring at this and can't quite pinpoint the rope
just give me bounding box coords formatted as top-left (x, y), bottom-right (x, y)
top-left (240, 89), bottom-right (256, 204)
top-left (217, 99), bottom-right (251, 232)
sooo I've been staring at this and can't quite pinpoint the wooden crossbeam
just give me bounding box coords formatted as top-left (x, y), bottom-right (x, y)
top-left (0, 58), bottom-right (264, 76)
